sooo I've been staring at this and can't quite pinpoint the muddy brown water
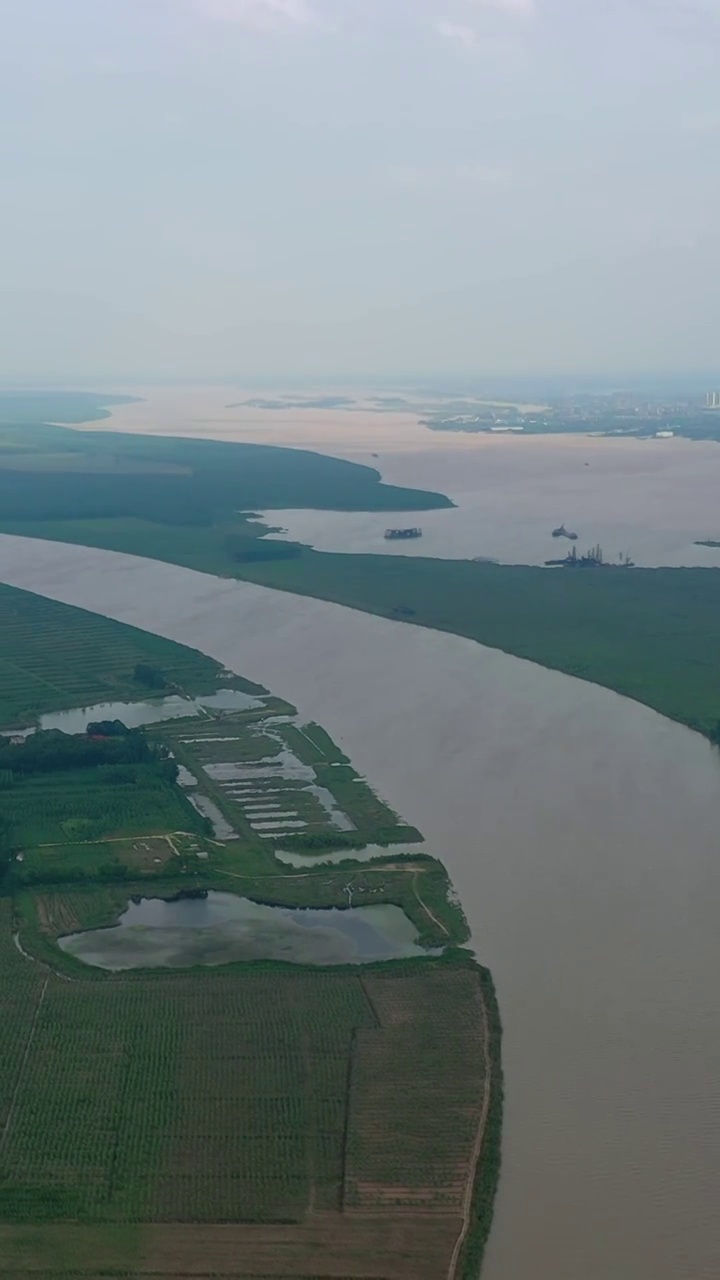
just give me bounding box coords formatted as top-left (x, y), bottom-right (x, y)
top-left (1, 534), bottom-right (719, 1280)
top-left (255, 430), bottom-right (720, 566)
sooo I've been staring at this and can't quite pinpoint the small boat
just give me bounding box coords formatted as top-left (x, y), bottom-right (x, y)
top-left (384, 528), bottom-right (422, 540)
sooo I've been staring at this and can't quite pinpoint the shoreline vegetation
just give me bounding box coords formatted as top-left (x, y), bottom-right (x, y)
top-left (1, 394), bottom-right (720, 739)
top-left (0, 582), bottom-right (501, 1280)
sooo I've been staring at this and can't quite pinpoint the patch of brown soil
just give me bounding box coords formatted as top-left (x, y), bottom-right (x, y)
top-left (120, 836), bottom-right (175, 872)
top-left (144, 1216), bottom-right (462, 1279)
top-left (1, 1217), bottom-right (461, 1280)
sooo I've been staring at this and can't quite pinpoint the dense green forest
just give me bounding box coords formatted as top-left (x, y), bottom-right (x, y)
top-left (0, 417), bottom-right (451, 523)
top-left (0, 726), bottom-right (172, 777)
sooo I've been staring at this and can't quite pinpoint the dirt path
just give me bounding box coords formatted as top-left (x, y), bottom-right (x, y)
top-left (217, 864), bottom-right (424, 883)
top-left (0, 976), bottom-right (49, 1154)
top-left (35, 831), bottom-right (197, 848)
top-left (412, 872), bottom-right (450, 936)
top-left (446, 981), bottom-right (492, 1280)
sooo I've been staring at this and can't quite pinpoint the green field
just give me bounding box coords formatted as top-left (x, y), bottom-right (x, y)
top-left (0, 583), bottom-right (262, 727)
top-left (0, 894), bottom-right (499, 1280)
top-left (0, 763), bottom-right (207, 850)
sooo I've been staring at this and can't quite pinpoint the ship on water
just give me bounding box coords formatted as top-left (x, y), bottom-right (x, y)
top-left (546, 544), bottom-right (634, 569)
top-left (384, 527), bottom-right (422, 540)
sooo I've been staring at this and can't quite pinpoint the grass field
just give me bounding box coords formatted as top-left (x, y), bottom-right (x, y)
top-left (1, 764), bottom-right (207, 851)
top-left (0, 897), bottom-right (499, 1279)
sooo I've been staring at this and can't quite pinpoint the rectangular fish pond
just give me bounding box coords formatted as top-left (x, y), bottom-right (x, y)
top-left (57, 891), bottom-right (434, 971)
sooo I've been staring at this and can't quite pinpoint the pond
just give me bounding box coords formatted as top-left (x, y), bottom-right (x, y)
top-left (6, 535), bottom-right (720, 1280)
top-left (39, 688), bottom-right (263, 733)
top-left (57, 891), bottom-right (428, 970)
top-left (274, 843), bottom-right (419, 867)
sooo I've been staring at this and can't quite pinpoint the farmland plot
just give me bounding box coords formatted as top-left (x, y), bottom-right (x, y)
top-left (0, 584), bottom-right (259, 728)
top-left (0, 892), bottom-right (496, 1279)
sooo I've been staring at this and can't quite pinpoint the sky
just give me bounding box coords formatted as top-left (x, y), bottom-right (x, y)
top-left (1, 0), bottom-right (719, 382)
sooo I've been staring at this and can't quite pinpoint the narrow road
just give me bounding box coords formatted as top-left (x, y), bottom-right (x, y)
top-left (412, 872), bottom-right (450, 936)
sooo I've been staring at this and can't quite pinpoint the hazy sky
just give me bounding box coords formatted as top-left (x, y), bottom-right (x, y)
top-left (1, 0), bottom-right (719, 381)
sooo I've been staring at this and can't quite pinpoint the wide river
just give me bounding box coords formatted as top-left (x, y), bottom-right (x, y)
top-left (2, 533), bottom-right (719, 1280)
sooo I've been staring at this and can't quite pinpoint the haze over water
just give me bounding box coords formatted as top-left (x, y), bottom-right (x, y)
top-left (2, 532), bottom-right (719, 1280)
top-left (90, 388), bottom-right (720, 568)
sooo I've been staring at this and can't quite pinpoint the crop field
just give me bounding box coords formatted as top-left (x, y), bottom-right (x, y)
top-left (0, 584), bottom-right (258, 728)
top-left (346, 969), bottom-right (488, 1213)
top-left (0, 896), bottom-right (496, 1280)
top-left (1, 765), bottom-right (205, 853)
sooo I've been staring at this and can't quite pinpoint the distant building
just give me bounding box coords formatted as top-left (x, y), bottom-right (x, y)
top-left (705, 391), bottom-right (720, 409)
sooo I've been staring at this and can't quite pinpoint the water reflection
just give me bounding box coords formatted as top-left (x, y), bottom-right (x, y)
top-left (57, 890), bottom-right (427, 970)
top-left (39, 688), bottom-right (263, 733)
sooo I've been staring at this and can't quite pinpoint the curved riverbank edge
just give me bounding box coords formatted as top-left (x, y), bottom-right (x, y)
top-left (3, 535), bottom-right (720, 1279)
top-left (3, 518), bottom-right (720, 736)
top-left (225, 554), bottom-right (720, 742)
top-left (459, 967), bottom-right (503, 1280)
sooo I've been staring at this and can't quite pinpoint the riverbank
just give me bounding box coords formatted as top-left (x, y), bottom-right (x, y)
top-left (0, 584), bottom-right (497, 1279)
top-left (2, 535), bottom-right (719, 1279)
top-left (8, 514), bottom-right (720, 734)
top-left (6, 397), bottom-right (720, 733)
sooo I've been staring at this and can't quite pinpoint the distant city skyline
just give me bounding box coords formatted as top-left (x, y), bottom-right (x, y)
top-left (1, 1), bottom-right (719, 380)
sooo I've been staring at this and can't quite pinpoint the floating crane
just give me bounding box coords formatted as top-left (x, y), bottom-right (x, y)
top-left (545, 543), bottom-right (634, 569)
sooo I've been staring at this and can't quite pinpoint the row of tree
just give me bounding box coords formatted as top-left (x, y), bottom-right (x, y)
top-left (0, 726), bottom-right (162, 777)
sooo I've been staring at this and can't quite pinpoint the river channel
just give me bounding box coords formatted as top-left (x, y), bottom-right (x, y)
top-left (1, 533), bottom-right (719, 1280)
